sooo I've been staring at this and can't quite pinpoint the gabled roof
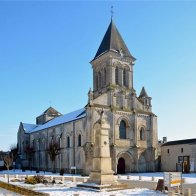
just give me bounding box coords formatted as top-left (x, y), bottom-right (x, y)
top-left (22, 108), bottom-right (86, 133)
top-left (162, 138), bottom-right (196, 146)
top-left (139, 87), bottom-right (149, 98)
top-left (93, 19), bottom-right (135, 60)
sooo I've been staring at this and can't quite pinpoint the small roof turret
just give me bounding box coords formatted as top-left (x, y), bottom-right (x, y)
top-left (93, 19), bottom-right (135, 60)
top-left (36, 107), bottom-right (62, 125)
top-left (139, 87), bottom-right (149, 98)
top-left (40, 107), bottom-right (62, 116)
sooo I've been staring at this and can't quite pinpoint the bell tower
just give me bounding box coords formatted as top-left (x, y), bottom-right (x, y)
top-left (90, 20), bottom-right (136, 99)
top-left (86, 19), bottom-right (158, 175)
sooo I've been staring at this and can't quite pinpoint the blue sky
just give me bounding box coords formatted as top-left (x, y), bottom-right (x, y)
top-left (0, 1), bottom-right (196, 151)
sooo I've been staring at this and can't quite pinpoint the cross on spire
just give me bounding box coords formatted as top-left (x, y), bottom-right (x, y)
top-left (110, 5), bottom-right (114, 19)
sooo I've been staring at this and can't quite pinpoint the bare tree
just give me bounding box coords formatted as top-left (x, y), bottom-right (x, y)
top-left (47, 140), bottom-right (60, 173)
top-left (2, 153), bottom-right (14, 183)
top-left (10, 144), bottom-right (18, 171)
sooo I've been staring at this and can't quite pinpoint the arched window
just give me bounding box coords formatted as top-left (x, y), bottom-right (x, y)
top-left (78, 134), bottom-right (81, 146)
top-left (115, 67), bottom-right (119, 84)
top-left (22, 141), bottom-right (25, 151)
top-left (98, 72), bottom-right (102, 89)
top-left (67, 136), bottom-right (70, 148)
top-left (38, 138), bottom-right (41, 151)
top-left (103, 68), bottom-right (106, 86)
top-left (123, 69), bottom-right (127, 87)
top-left (42, 139), bottom-right (45, 150)
top-left (139, 127), bottom-right (145, 140)
top-left (33, 140), bottom-right (36, 150)
top-left (96, 73), bottom-right (99, 90)
top-left (119, 120), bottom-right (126, 139)
top-left (57, 136), bottom-right (61, 149)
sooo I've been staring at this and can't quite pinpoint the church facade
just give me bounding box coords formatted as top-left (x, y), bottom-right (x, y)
top-left (17, 20), bottom-right (158, 174)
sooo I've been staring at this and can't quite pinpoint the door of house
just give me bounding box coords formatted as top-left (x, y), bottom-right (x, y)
top-left (183, 156), bottom-right (190, 173)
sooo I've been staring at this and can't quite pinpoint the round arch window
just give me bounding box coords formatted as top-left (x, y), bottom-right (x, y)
top-left (119, 120), bottom-right (126, 139)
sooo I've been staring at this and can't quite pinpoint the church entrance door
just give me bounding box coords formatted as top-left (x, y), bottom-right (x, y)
top-left (117, 157), bottom-right (125, 174)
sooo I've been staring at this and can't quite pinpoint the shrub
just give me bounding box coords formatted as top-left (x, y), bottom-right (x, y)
top-left (25, 175), bottom-right (45, 184)
top-left (25, 176), bottom-right (37, 185)
top-left (34, 175), bottom-right (45, 183)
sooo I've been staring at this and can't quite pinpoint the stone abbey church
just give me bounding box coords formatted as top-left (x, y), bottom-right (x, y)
top-left (18, 19), bottom-right (158, 174)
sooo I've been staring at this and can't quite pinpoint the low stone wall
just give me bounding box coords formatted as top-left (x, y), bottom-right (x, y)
top-left (118, 179), bottom-right (157, 190)
top-left (0, 180), bottom-right (49, 196)
top-left (0, 174), bottom-right (89, 183)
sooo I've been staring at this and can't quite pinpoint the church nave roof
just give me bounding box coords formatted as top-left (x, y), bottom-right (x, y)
top-left (22, 108), bottom-right (86, 133)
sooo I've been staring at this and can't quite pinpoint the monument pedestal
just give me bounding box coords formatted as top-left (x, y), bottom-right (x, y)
top-left (78, 110), bottom-right (128, 191)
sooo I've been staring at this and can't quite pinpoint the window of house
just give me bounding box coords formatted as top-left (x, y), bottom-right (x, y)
top-left (139, 127), bottom-right (145, 140)
top-left (78, 134), bottom-right (81, 146)
top-left (115, 67), bottom-right (119, 84)
top-left (181, 148), bottom-right (183, 153)
top-left (67, 136), bottom-right (70, 148)
top-left (167, 149), bottom-right (170, 154)
top-left (119, 120), bottom-right (126, 139)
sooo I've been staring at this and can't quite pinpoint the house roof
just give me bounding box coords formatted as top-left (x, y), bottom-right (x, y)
top-left (162, 138), bottom-right (196, 146)
top-left (93, 19), bottom-right (135, 60)
top-left (22, 108), bottom-right (86, 133)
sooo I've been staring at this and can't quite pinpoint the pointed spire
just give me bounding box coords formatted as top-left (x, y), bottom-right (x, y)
top-left (93, 20), bottom-right (135, 60)
top-left (139, 87), bottom-right (149, 98)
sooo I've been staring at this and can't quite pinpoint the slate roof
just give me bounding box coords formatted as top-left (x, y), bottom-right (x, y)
top-left (139, 87), bottom-right (149, 98)
top-left (22, 108), bottom-right (86, 133)
top-left (162, 138), bottom-right (196, 146)
top-left (93, 19), bottom-right (135, 60)
top-left (22, 123), bottom-right (37, 132)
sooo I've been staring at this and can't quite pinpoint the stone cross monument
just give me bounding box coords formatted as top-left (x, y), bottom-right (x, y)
top-left (87, 109), bottom-right (115, 185)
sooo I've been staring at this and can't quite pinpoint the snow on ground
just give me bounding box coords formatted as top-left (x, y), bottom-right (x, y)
top-left (126, 172), bottom-right (196, 184)
top-left (0, 187), bottom-right (21, 196)
top-left (0, 176), bottom-right (165, 196)
top-left (34, 186), bottom-right (166, 196)
top-left (0, 170), bottom-right (196, 195)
